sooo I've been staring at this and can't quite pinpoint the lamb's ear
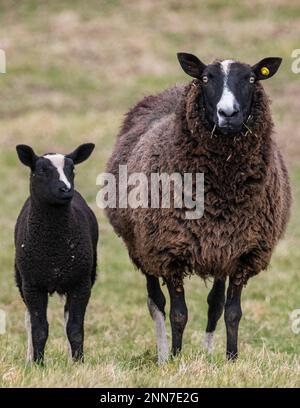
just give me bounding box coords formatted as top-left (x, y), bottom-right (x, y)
top-left (252, 57), bottom-right (282, 80)
top-left (16, 145), bottom-right (38, 169)
top-left (177, 52), bottom-right (207, 79)
top-left (66, 143), bottom-right (95, 165)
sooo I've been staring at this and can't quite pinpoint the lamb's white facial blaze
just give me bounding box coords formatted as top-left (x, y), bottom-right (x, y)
top-left (217, 60), bottom-right (239, 126)
top-left (44, 154), bottom-right (71, 189)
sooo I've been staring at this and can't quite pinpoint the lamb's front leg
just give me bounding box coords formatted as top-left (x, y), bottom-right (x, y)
top-left (65, 282), bottom-right (91, 362)
top-left (23, 285), bottom-right (48, 364)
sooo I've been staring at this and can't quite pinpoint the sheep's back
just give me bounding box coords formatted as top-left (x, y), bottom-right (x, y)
top-left (106, 85), bottom-right (184, 244)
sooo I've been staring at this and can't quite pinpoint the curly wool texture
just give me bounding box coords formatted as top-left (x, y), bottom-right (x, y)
top-left (106, 80), bottom-right (291, 286)
top-left (15, 191), bottom-right (98, 296)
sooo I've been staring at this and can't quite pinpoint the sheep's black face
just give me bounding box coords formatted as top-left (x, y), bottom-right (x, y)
top-left (200, 60), bottom-right (255, 134)
top-left (16, 143), bottom-right (95, 206)
top-left (177, 53), bottom-right (282, 135)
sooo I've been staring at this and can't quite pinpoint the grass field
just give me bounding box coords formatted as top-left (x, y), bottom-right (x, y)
top-left (1, 0), bottom-right (300, 387)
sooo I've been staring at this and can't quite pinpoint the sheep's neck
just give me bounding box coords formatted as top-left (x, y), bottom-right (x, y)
top-left (178, 81), bottom-right (272, 171)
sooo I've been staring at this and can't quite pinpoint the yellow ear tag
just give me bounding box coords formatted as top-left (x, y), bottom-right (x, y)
top-left (261, 67), bottom-right (270, 76)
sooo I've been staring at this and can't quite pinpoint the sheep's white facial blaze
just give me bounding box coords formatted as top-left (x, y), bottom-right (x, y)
top-left (44, 154), bottom-right (71, 189)
top-left (147, 297), bottom-right (169, 364)
top-left (217, 60), bottom-right (239, 126)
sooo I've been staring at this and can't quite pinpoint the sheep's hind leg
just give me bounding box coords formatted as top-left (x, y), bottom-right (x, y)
top-left (166, 279), bottom-right (188, 357)
top-left (65, 283), bottom-right (91, 362)
top-left (203, 278), bottom-right (226, 353)
top-left (224, 278), bottom-right (243, 360)
top-left (146, 275), bottom-right (168, 364)
top-left (23, 286), bottom-right (48, 364)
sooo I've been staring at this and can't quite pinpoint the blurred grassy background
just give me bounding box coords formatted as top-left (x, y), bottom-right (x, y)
top-left (0, 0), bottom-right (300, 387)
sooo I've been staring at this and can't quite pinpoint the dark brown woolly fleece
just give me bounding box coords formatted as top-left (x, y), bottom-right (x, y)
top-left (106, 80), bottom-right (291, 286)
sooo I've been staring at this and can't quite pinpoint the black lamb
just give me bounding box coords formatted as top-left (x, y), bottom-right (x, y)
top-left (15, 143), bottom-right (98, 364)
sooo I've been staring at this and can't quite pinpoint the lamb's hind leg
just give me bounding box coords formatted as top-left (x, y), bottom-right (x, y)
top-left (203, 278), bottom-right (226, 353)
top-left (146, 275), bottom-right (168, 364)
top-left (166, 279), bottom-right (188, 357)
top-left (65, 282), bottom-right (91, 362)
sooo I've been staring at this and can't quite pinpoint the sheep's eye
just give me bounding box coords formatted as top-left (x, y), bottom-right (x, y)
top-left (202, 75), bottom-right (209, 84)
top-left (67, 166), bottom-right (75, 176)
top-left (249, 76), bottom-right (255, 84)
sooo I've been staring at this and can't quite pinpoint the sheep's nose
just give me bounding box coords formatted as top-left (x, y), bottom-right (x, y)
top-left (218, 105), bottom-right (240, 118)
top-left (60, 186), bottom-right (71, 193)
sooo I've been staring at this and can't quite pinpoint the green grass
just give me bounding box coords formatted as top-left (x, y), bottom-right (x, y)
top-left (1, 0), bottom-right (300, 387)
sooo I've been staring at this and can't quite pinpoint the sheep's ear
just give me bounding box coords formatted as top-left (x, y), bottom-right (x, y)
top-left (66, 143), bottom-right (95, 165)
top-left (16, 145), bottom-right (38, 169)
top-left (177, 52), bottom-right (207, 79)
top-left (252, 57), bottom-right (282, 80)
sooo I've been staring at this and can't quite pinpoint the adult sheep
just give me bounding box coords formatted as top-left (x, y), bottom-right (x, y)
top-left (15, 143), bottom-right (97, 364)
top-left (105, 53), bottom-right (291, 363)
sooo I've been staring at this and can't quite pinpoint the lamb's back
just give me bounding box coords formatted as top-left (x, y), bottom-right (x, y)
top-left (15, 197), bottom-right (30, 248)
top-left (72, 191), bottom-right (98, 250)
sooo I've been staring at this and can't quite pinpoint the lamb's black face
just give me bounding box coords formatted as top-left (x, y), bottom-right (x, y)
top-left (177, 53), bottom-right (282, 135)
top-left (16, 143), bottom-right (95, 206)
top-left (32, 155), bottom-right (75, 205)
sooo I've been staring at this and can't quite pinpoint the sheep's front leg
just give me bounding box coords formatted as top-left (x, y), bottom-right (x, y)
top-left (203, 278), bottom-right (226, 353)
top-left (166, 279), bottom-right (188, 356)
top-left (65, 283), bottom-right (91, 362)
top-left (146, 275), bottom-right (168, 364)
top-left (23, 286), bottom-right (48, 364)
top-left (224, 278), bottom-right (243, 360)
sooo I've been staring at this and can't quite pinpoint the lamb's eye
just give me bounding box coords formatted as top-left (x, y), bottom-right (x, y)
top-left (249, 76), bottom-right (255, 84)
top-left (202, 75), bottom-right (209, 84)
top-left (37, 167), bottom-right (47, 175)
